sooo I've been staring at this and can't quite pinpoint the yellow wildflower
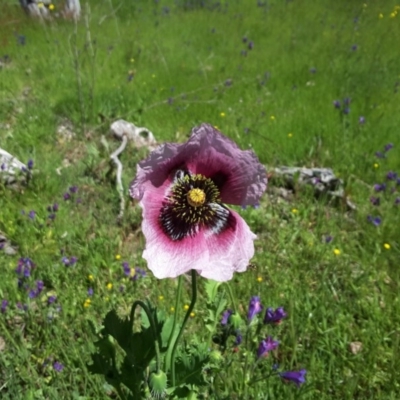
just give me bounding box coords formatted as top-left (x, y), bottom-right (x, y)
top-left (106, 283), bottom-right (113, 290)
top-left (220, 112), bottom-right (226, 117)
top-left (291, 208), bottom-right (298, 214)
top-left (383, 243), bottom-right (391, 250)
top-left (84, 299), bottom-right (91, 308)
top-left (190, 312), bottom-right (195, 318)
top-left (49, 4), bottom-right (55, 10)
top-left (257, 276), bottom-right (263, 283)
top-left (158, 295), bottom-right (164, 301)
top-left (270, 115), bottom-right (276, 121)
top-left (115, 254), bottom-right (121, 260)
top-left (88, 274), bottom-right (94, 281)
top-left (288, 133), bottom-right (293, 138)
top-left (170, 307), bottom-right (175, 312)
top-left (184, 304), bottom-right (189, 310)
top-left (373, 163), bottom-right (379, 169)
top-left (333, 249), bottom-right (341, 256)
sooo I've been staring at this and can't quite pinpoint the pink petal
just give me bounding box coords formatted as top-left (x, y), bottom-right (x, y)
top-left (140, 191), bottom-right (256, 281)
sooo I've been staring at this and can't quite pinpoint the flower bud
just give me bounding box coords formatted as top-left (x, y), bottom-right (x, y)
top-left (229, 313), bottom-right (243, 330)
top-left (149, 370), bottom-right (168, 397)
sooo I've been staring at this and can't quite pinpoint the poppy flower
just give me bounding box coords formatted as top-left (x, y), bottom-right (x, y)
top-left (130, 123), bottom-right (267, 281)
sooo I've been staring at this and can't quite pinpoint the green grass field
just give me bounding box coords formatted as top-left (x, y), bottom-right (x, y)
top-left (1, 0), bottom-right (400, 399)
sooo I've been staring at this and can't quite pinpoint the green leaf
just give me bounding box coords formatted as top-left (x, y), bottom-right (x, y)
top-left (204, 279), bottom-right (221, 303)
top-left (174, 344), bottom-right (210, 387)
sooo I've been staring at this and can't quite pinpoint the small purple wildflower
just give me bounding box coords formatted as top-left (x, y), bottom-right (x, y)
top-left (69, 186), bottom-right (78, 193)
top-left (221, 309), bottom-right (233, 325)
top-left (242, 36), bottom-right (247, 43)
top-left (248, 41), bottom-right (254, 50)
top-left (367, 215), bottom-right (381, 227)
top-left (53, 361), bottom-right (64, 372)
top-left (386, 171), bottom-right (397, 180)
top-left (28, 210), bottom-right (36, 220)
top-left (384, 143), bottom-right (393, 152)
top-left (374, 183), bottom-right (386, 192)
top-left (359, 116), bottom-right (365, 124)
top-left (234, 332), bottom-right (242, 346)
top-left (257, 336), bottom-right (279, 358)
top-left (247, 296), bottom-right (263, 322)
top-left (395, 197), bottom-right (400, 205)
top-left (27, 159), bottom-right (34, 170)
top-left (48, 295), bottom-right (57, 304)
top-left (48, 213), bottom-right (56, 220)
top-left (343, 107), bottom-right (350, 115)
top-left (325, 235), bottom-right (333, 243)
top-left (1, 300), bottom-right (8, 313)
top-left (280, 369), bottom-right (307, 387)
top-left (333, 100), bottom-right (341, 109)
top-left (351, 44), bottom-right (358, 51)
top-left (370, 197), bottom-right (380, 206)
top-left (16, 257), bottom-right (35, 278)
top-left (122, 262), bottom-right (130, 276)
top-left (37, 280), bottom-right (44, 292)
top-left (309, 67), bottom-right (317, 74)
top-left (132, 267), bottom-right (146, 281)
top-left (1, 163), bottom-right (6, 170)
top-left (375, 151), bottom-right (385, 159)
top-left (63, 193), bottom-right (71, 201)
top-left (62, 256), bottom-right (77, 267)
top-left (87, 288), bottom-right (94, 296)
top-left (264, 307), bottom-right (287, 325)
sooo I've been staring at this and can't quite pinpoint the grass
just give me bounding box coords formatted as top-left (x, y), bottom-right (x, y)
top-left (1, 0), bottom-right (400, 398)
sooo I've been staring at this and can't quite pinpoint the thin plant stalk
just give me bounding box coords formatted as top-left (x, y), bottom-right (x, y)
top-left (170, 270), bottom-right (197, 386)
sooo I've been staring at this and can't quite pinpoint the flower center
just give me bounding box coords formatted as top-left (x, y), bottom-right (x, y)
top-left (187, 188), bottom-right (206, 207)
top-left (159, 171), bottom-right (236, 241)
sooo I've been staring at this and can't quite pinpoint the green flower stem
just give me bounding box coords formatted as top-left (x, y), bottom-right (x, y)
top-left (129, 300), bottom-right (161, 374)
top-left (165, 275), bottom-right (183, 373)
top-left (171, 270), bottom-right (198, 387)
top-left (224, 282), bottom-right (238, 314)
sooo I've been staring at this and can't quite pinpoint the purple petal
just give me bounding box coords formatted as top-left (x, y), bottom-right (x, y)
top-left (280, 369), bottom-right (307, 387)
top-left (130, 123), bottom-right (267, 207)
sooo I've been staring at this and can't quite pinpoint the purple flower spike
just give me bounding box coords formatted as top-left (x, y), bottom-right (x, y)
top-left (248, 41), bottom-right (254, 50)
top-left (63, 193), bottom-right (71, 201)
top-left (343, 107), bottom-right (350, 115)
top-left (280, 369), bottom-right (307, 387)
top-left (370, 197), bottom-right (380, 206)
top-left (248, 296), bottom-right (263, 322)
top-left (333, 100), bottom-right (341, 109)
top-left (129, 123), bottom-right (267, 282)
top-left (234, 332), bottom-right (242, 346)
top-left (264, 306), bottom-right (287, 324)
top-left (48, 295), bottom-right (57, 304)
top-left (257, 336), bottom-right (279, 358)
top-left (27, 159), bottom-right (34, 170)
top-left (69, 186), bottom-right (78, 193)
top-left (87, 288), bottom-right (94, 296)
top-left (221, 309), bottom-right (233, 325)
top-left (28, 210), bottom-right (36, 220)
top-left (384, 143), bottom-right (393, 152)
top-left (1, 299), bottom-right (8, 313)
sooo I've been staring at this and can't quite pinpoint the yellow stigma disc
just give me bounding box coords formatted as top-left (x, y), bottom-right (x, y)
top-left (187, 188), bottom-right (206, 207)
